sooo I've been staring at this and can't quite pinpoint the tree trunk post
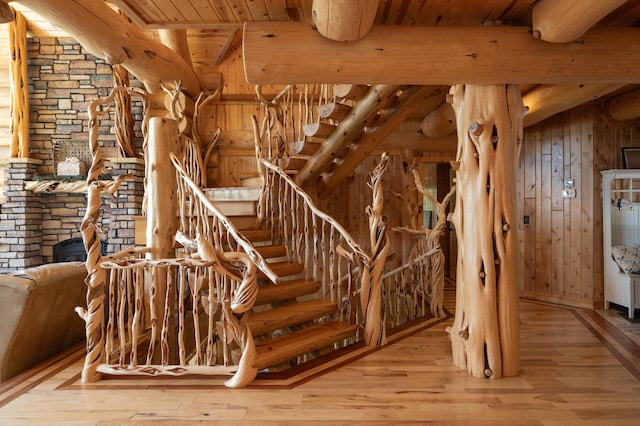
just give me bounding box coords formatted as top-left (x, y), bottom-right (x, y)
top-left (8, 9), bottom-right (29, 158)
top-left (145, 117), bottom-right (180, 364)
top-left (449, 84), bottom-right (524, 378)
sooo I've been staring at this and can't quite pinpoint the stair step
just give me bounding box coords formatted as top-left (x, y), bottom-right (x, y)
top-left (288, 140), bottom-right (321, 156)
top-left (258, 261), bottom-right (304, 280)
top-left (318, 102), bottom-right (352, 121)
top-left (240, 229), bottom-right (272, 242)
top-left (255, 244), bottom-right (287, 259)
top-left (252, 320), bottom-right (358, 371)
top-left (204, 186), bottom-right (261, 201)
top-left (255, 278), bottom-right (321, 306)
top-left (249, 298), bottom-right (337, 337)
top-left (303, 122), bottom-right (336, 138)
top-left (333, 84), bottom-right (369, 101)
top-left (276, 156), bottom-right (307, 171)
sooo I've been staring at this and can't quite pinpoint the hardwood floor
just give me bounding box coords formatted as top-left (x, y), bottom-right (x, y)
top-left (1, 287), bottom-right (639, 425)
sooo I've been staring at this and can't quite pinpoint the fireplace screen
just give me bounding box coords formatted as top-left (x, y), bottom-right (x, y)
top-left (53, 238), bottom-right (107, 262)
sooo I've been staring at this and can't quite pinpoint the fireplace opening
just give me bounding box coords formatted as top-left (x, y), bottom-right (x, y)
top-left (53, 238), bottom-right (108, 262)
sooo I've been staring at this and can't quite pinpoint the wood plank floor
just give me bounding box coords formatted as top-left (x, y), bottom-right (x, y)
top-left (1, 287), bottom-right (639, 425)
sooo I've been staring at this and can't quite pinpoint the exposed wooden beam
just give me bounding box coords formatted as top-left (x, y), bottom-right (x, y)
top-left (312, 0), bottom-right (379, 41)
top-left (0, 1), bottom-right (14, 23)
top-left (244, 22), bottom-right (640, 85)
top-left (532, 0), bottom-right (628, 42)
top-left (420, 100), bottom-right (456, 139)
top-left (294, 85), bottom-right (402, 188)
top-left (19, 0), bottom-right (200, 96)
top-left (606, 87), bottom-right (640, 123)
top-left (318, 85), bottom-right (438, 197)
top-left (523, 84), bottom-right (625, 126)
top-left (158, 29), bottom-right (194, 70)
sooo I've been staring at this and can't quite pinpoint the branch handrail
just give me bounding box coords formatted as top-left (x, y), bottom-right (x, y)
top-left (260, 159), bottom-right (371, 266)
top-left (171, 152), bottom-right (280, 284)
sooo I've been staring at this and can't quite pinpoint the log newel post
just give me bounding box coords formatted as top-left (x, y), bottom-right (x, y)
top-left (145, 117), bottom-right (180, 362)
top-left (449, 84), bottom-right (524, 379)
top-left (79, 87), bottom-right (133, 383)
top-left (361, 153), bottom-right (390, 346)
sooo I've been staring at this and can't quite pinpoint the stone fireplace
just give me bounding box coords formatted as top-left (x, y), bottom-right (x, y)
top-left (0, 157), bottom-right (144, 273)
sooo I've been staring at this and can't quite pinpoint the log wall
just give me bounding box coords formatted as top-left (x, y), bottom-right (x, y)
top-left (0, 23), bottom-right (10, 199)
top-left (517, 103), bottom-right (640, 308)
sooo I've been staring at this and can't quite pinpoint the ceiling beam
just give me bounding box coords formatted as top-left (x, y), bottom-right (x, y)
top-left (18, 0), bottom-right (200, 96)
top-left (522, 84), bottom-right (625, 126)
top-left (0, 1), bottom-right (14, 23)
top-left (244, 22), bottom-right (640, 85)
top-left (312, 0), bottom-right (379, 41)
top-left (605, 87), bottom-right (640, 124)
top-left (420, 100), bottom-right (456, 139)
top-left (532, 0), bottom-right (628, 42)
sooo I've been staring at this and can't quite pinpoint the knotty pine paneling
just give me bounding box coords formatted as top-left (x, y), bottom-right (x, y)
top-left (517, 103), bottom-right (640, 308)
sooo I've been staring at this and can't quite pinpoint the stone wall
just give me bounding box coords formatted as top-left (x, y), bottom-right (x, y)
top-left (0, 37), bottom-right (146, 272)
top-left (27, 36), bottom-right (143, 175)
top-left (0, 158), bottom-right (145, 273)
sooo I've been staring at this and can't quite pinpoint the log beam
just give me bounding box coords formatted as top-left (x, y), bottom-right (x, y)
top-left (523, 84), bottom-right (625, 126)
top-left (318, 85), bottom-right (438, 197)
top-left (0, 1), bottom-right (14, 23)
top-left (243, 22), bottom-right (640, 85)
top-left (312, 0), bottom-right (379, 41)
top-left (158, 29), bottom-right (194, 70)
top-left (294, 85), bottom-right (402, 188)
top-left (18, 0), bottom-right (200, 96)
top-left (605, 88), bottom-right (640, 124)
top-left (420, 101), bottom-right (456, 140)
top-left (532, 0), bottom-right (628, 43)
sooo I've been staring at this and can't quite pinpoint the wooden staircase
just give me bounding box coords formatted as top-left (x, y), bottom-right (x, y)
top-left (274, 84), bottom-right (444, 197)
top-left (213, 185), bottom-right (360, 374)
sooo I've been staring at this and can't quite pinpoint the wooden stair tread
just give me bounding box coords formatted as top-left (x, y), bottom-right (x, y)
top-left (203, 186), bottom-right (261, 201)
top-left (258, 260), bottom-right (304, 280)
top-left (252, 320), bottom-right (359, 371)
top-left (255, 278), bottom-right (321, 306)
top-left (254, 244), bottom-right (287, 259)
top-left (249, 299), bottom-right (337, 336)
top-left (240, 229), bottom-right (272, 242)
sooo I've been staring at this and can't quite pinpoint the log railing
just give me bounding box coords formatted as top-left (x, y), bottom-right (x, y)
top-left (94, 242), bottom-right (262, 388)
top-left (382, 245), bottom-right (442, 327)
top-left (260, 159), bottom-right (371, 325)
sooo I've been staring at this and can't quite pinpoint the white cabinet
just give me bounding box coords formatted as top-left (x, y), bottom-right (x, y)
top-left (602, 170), bottom-right (640, 318)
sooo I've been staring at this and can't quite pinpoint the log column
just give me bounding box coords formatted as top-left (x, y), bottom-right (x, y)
top-left (449, 84), bottom-right (524, 379)
top-left (8, 8), bottom-right (29, 158)
top-left (146, 117), bottom-right (180, 363)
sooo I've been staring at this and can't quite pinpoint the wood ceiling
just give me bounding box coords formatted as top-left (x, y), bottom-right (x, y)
top-left (106, 0), bottom-right (640, 87)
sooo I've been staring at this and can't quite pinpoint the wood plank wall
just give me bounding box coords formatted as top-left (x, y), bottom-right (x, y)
top-left (517, 103), bottom-right (640, 309)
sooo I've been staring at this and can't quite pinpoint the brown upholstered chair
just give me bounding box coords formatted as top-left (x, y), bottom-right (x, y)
top-left (0, 262), bottom-right (87, 383)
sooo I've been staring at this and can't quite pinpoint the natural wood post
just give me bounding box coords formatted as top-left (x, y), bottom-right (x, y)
top-left (79, 87), bottom-right (133, 382)
top-left (361, 153), bottom-right (390, 346)
top-left (145, 117), bottom-right (180, 363)
top-left (112, 64), bottom-right (136, 157)
top-left (449, 84), bottom-right (524, 379)
top-left (8, 9), bottom-right (29, 158)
